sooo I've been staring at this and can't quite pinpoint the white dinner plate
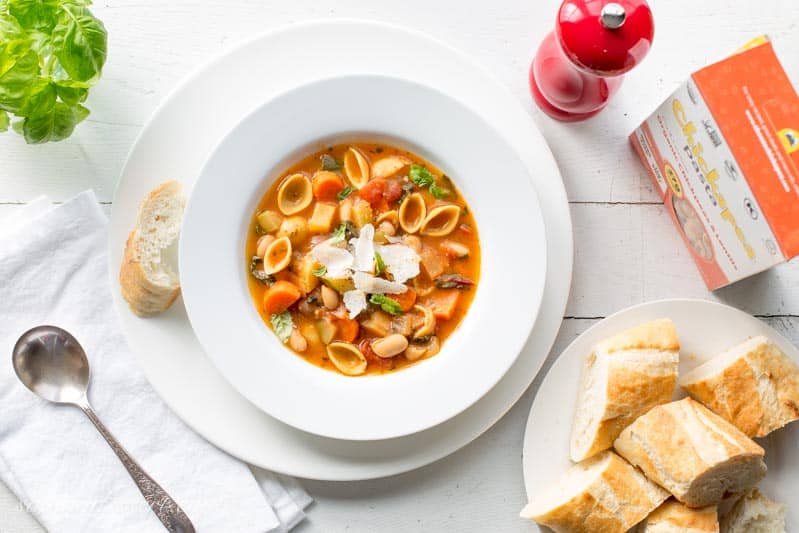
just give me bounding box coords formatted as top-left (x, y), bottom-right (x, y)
top-left (522, 299), bottom-right (799, 530)
top-left (180, 74), bottom-right (547, 440)
top-left (109, 19), bottom-right (573, 480)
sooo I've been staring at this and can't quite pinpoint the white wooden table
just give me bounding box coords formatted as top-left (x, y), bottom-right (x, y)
top-left (2, 0), bottom-right (798, 531)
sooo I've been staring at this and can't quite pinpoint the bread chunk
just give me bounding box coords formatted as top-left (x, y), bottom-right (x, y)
top-left (640, 499), bottom-right (718, 532)
top-left (719, 489), bottom-right (786, 533)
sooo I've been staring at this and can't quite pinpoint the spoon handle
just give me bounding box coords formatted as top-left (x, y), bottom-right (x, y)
top-left (79, 402), bottom-right (196, 533)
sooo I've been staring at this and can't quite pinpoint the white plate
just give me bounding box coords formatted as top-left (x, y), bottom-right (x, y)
top-left (180, 75), bottom-right (546, 440)
top-left (109, 19), bottom-right (573, 480)
top-left (522, 299), bottom-right (799, 529)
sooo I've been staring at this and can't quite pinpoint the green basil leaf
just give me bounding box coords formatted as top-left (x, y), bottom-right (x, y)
top-left (270, 311), bottom-right (294, 343)
top-left (0, 49), bottom-right (38, 113)
top-left (336, 185), bottom-right (355, 201)
top-left (369, 294), bottom-right (403, 315)
top-left (312, 265), bottom-right (327, 277)
top-left (0, 109), bottom-right (9, 131)
top-left (409, 164), bottom-right (434, 188)
top-left (54, 80), bottom-right (87, 105)
top-left (18, 77), bottom-right (54, 116)
top-left (51, 4), bottom-right (106, 82)
top-left (8, 0), bottom-right (61, 32)
top-left (374, 251), bottom-right (385, 276)
top-left (429, 183), bottom-right (450, 199)
top-left (22, 100), bottom-right (78, 143)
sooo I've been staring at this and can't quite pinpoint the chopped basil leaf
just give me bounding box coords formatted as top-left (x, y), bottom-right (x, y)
top-left (320, 154), bottom-right (341, 171)
top-left (337, 185), bottom-right (355, 201)
top-left (409, 164), bottom-right (435, 188)
top-left (374, 252), bottom-right (386, 276)
top-left (330, 223), bottom-right (348, 243)
top-left (270, 311), bottom-right (293, 343)
top-left (434, 273), bottom-right (475, 290)
top-left (429, 183), bottom-right (450, 199)
top-left (312, 265), bottom-right (327, 277)
top-left (249, 256), bottom-right (275, 285)
top-left (369, 294), bottom-right (403, 315)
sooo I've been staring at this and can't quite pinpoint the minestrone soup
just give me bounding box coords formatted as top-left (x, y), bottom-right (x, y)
top-left (246, 143), bottom-right (480, 376)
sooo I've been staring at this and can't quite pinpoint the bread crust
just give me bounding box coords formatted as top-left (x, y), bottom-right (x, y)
top-left (571, 319), bottom-right (679, 461)
top-left (522, 451), bottom-right (669, 533)
top-left (614, 398), bottom-right (766, 508)
top-left (681, 337), bottom-right (799, 438)
top-left (642, 500), bottom-right (718, 532)
top-left (119, 181), bottom-right (183, 317)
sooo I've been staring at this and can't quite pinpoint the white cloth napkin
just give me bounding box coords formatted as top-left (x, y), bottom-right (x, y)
top-left (0, 191), bottom-right (312, 533)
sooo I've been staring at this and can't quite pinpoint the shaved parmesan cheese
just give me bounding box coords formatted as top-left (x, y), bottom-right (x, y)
top-left (343, 290), bottom-right (367, 318)
top-left (353, 271), bottom-right (408, 294)
top-left (310, 239), bottom-right (353, 278)
top-left (375, 244), bottom-right (420, 284)
top-left (349, 223), bottom-right (375, 272)
top-left (384, 235), bottom-right (404, 244)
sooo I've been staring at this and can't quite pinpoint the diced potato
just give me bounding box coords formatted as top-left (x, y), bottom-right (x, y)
top-left (360, 310), bottom-right (391, 337)
top-left (428, 290), bottom-right (459, 321)
top-left (390, 314), bottom-right (413, 337)
top-left (440, 240), bottom-right (470, 259)
top-left (420, 246), bottom-right (448, 279)
top-left (296, 257), bottom-right (321, 294)
top-left (315, 317), bottom-right (338, 345)
top-left (308, 202), bottom-right (337, 233)
top-left (352, 198), bottom-right (374, 228)
top-left (322, 277), bottom-right (355, 294)
top-left (300, 322), bottom-right (321, 347)
top-left (338, 197), bottom-right (354, 222)
top-left (256, 210), bottom-right (283, 233)
top-left (277, 216), bottom-right (308, 245)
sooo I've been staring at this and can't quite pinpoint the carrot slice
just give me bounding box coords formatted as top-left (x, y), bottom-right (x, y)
top-left (312, 171), bottom-right (345, 201)
top-left (428, 290), bottom-right (460, 321)
top-left (388, 287), bottom-right (417, 312)
top-left (335, 317), bottom-right (360, 343)
top-left (263, 280), bottom-right (302, 315)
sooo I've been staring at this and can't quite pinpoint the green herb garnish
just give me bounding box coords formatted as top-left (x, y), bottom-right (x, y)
top-left (429, 183), bottom-right (450, 199)
top-left (330, 221), bottom-right (356, 243)
top-left (336, 185), bottom-right (355, 201)
top-left (249, 256), bottom-right (275, 285)
top-left (369, 294), bottom-right (403, 315)
top-left (312, 265), bottom-right (327, 277)
top-left (409, 164), bottom-right (435, 188)
top-left (0, 0), bottom-right (108, 144)
top-left (374, 252), bottom-right (386, 276)
top-left (270, 311), bottom-right (294, 343)
top-left (320, 154), bottom-right (341, 171)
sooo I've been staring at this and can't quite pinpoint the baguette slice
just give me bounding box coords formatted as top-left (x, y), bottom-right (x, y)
top-left (640, 499), bottom-right (719, 532)
top-left (680, 336), bottom-right (799, 438)
top-left (520, 450), bottom-right (669, 533)
top-left (570, 318), bottom-right (680, 462)
top-left (614, 398), bottom-right (766, 508)
top-left (719, 489), bottom-right (786, 533)
top-left (119, 181), bottom-right (185, 317)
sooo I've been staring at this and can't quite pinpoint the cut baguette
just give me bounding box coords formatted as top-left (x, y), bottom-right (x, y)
top-left (680, 336), bottom-right (799, 438)
top-left (640, 499), bottom-right (719, 532)
top-left (119, 181), bottom-right (185, 317)
top-left (570, 318), bottom-right (680, 462)
top-left (719, 489), bottom-right (786, 533)
top-left (520, 450), bottom-right (669, 533)
top-left (614, 398), bottom-right (766, 508)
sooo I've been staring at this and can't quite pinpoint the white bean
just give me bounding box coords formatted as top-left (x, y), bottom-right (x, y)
top-left (256, 234), bottom-right (275, 257)
top-left (371, 334), bottom-right (409, 358)
top-left (321, 285), bottom-right (340, 310)
top-left (289, 329), bottom-right (308, 352)
top-left (378, 220), bottom-right (396, 237)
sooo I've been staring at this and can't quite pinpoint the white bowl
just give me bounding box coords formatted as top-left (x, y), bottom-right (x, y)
top-left (179, 74), bottom-right (547, 440)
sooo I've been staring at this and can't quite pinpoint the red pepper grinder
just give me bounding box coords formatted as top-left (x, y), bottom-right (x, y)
top-left (530, 0), bottom-right (654, 121)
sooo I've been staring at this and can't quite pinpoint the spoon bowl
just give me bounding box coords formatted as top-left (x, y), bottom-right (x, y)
top-left (12, 325), bottom-right (90, 405)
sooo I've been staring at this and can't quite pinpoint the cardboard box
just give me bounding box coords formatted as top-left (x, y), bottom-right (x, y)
top-left (630, 37), bottom-right (799, 289)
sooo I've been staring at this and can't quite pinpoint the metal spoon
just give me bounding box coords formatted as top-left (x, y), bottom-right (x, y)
top-left (12, 325), bottom-right (195, 533)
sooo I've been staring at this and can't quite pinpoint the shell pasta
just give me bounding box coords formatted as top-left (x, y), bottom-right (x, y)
top-left (246, 142), bottom-right (481, 376)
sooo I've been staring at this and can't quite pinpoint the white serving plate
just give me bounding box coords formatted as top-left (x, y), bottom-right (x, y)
top-left (180, 74), bottom-right (546, 441)
top-left (522, 299), bottom-right (799, 530)
top-left (109, 19), bottom-right (573, 480)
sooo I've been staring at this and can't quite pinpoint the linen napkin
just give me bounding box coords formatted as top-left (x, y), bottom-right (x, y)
top-left (0, 192), bottom-right (311, 533)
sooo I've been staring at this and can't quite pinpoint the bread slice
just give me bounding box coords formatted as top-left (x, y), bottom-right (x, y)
top-left (119, 181), bottom-right (185, 317)
top-left (614, 398), bottom-right (766, 508)
top-left (570, 318), bottom-right (680, 462)
top-left (639, 499), bottom-right (719, 532)
top-left (680, 336), bottom-right (799, 438)
top-left (719, 489), bottom-right (786, 533)
top-left (520, 450), bottom-right (669, 533)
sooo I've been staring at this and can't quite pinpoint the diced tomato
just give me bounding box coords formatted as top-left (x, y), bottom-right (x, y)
top-left (384, 179), bottom-right (404, 203)
top-left (358, 179), bottom-right (386, 207)
top-left (359, 338), bottom-right (394, 369)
